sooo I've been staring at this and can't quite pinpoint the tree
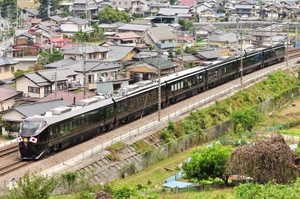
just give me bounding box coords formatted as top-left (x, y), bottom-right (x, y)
top-left (230, 107), bottom-right (264, 133)
top-left (6, 172), bottom-right (58, 199)
top-left (182, 143), bottom-right (232, 181)
top-left (178, 19), bottom-right (193, 31)
top-left (98, 6), bottom-right (130, 24)
top-left (227, 135), bottom-right (300, 184)
top-left (48, 50), bottom-right (63, 63)
top-left (12, 68), bottom-right (33, 78)
top-left (37, 0), bottom-right (60, 20)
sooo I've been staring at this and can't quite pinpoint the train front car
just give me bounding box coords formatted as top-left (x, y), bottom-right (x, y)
top-left (18, 116), bottom-right (47, 160)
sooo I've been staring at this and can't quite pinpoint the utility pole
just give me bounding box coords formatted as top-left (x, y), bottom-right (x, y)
top-left (48, 0), bottom-right (53, 53)
top-left (83, 44), bottom-right (87, 99)
top-left (240, 24), bottom-right (243, 85)
top-left (158, 50), bottom-right (161, 122)
top-left (55, 71), bottom-right (57, 99)
top-left (286, 19), bottom-right (289, 68)
top-left (271, 10), bottom-right (273, 44)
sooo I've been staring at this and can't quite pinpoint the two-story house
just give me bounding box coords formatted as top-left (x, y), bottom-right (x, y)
top-left (141, 26), bottom-right (177, 50)
top-left (72, 0), bottom-right (99, 18)
top-left (130, 0), bottom-right (150, 15)
top-left (0, 87), bottom-right (23, 112)
top-left (105, 32), bottom-right (141, 46)
top-left (234, 4), bottom-right (254, 17)
top-left (15, 68), bottom-right (78, 99)
top-left (12, 32), bottom-right (42, 57)
top-left (207, 32), bottom-right (238, 49)
top-left (21, 8), bottom-right (39, 22)
top-left (0, 58), bottom-right (20, 81)
top-left (117, 24), bottom-right (152, 35)
top-left (63, 45), bottom-right (109, 60)
top-left (60, 17), bottom-right (92, 36)
top-left (45, 59), bottom-right (122, 91)
top-left (144, 0), bottom-right (164, 17)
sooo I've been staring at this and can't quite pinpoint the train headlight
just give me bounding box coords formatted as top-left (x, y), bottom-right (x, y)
top-left (23, 138), bottom-right (28, 143)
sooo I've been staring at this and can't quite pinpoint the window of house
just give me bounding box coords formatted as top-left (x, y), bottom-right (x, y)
top-left (44, 85), bottom-right (52, 96)
top-left (88, 75), bottom-right (94, 83)
top-left (112, 1), bottom-right (116, 5)
top-left (28, 86), bottom-right (36, 93)
top-left (10, 66), bottom-right (14, 72)
top-left (0, 68), bottom-right (2, 73)
top-left (119, 1), bottom-right (121, 5)
top-left (102, 72), bottom-right (108, 77)
top-left (125, 1), bottom-right (127, 5)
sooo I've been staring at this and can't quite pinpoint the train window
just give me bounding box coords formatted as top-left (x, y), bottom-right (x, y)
top-left (171, 84), bottom-right (174, 91)
top-left (98, 108), bottom-right (104, 119)
top-left (106, 106), bottom-right (114, 117)
top-left (196, 75), bottom-right (203, 82)
top-left (49, 127), bottom-right (53, 136)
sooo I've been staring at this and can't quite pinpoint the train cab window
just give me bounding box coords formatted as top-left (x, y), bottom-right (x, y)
top-left (20, 121), bottom-right (46, 136)
top-left (130, 99), bottom-right (137, 108)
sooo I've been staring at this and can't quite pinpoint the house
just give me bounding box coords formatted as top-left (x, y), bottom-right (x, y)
top-left (157, 6), bottom-right (193, 18)
top-left (196, 2), bottom-right (212, 13)
top-left (105, 32), bottom-right (141, 46)
top-left (250, 27), bottom-right (284, 46)
top-left (234, 4), bottom-right (254, 17)
top-left (45, 59), bottom-right (122, 91)
top-left (144, 0), bottom-right (164, 17)
top-left (117, 24), bottom-right (152, 35)
top-left (108, 45), bottom-right (138, 61)
top-left (15, 68), bottom-right (78, 99)
top-left (111, 0), bottom-right (132, 11)
top-left (141, 26), bottom-right (177, 50)
top-left (60, 17), bottom-right (92, 36)
top-left (0, 87), bottom-right (23, 112)
top-left (12, 32), bottom-right (42, 57)
top-left (196, 50), bottom-right (223, 61)
top-left (207, 32), bottom-right (237, 48)
top-left (125, 57), bottom-right (177, 82)
top-left (72, 0), bottom-right (99, 18)
top-left (62, 45), bottom-right (109, 60)
top-left (0, 58), bottom-right (20, 81)
top-left (129, 0), bottom-right (151, 15)
top-left (30, 18), bottom-right (42, 27)
top-left (21, 8), bottom-right (39, 21)
top-left (1, 99), bottom-right (71, 136)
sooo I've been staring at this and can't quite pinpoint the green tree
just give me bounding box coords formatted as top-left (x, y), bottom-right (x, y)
top-left (48, 50), bottom-right (63, 63)
top-left (37, 0), bottom-right (61, 20)
top-left (6, 172), bottom-right (58, 199)
top-left (182, 143), bottom-right (232, 181)
top-left (230, 107), bottom-right (264, 133)
top-left (38, 51), bottom-right (49, 66)
top-left (178, 19), bottom-right (193, 31)
top-left (12, 68), bottom-right (33, 78)
top-left (98, 6), bottom-right (130, 24)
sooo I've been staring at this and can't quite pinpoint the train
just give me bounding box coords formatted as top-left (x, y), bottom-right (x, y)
top-left (18, 43), bottom-right (285, 159)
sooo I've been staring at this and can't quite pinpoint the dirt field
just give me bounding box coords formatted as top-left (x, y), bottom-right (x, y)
top-left (18, 0), bottom-right (38, 9)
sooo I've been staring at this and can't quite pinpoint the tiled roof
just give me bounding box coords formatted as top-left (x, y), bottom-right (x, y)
top-left (108, 45), bottom-right (135, 60)
top-left (63, 45), bottom-right (109, 55)
top-left (144, 57), bottom-right (175, 70)
top-left (207, 33), bottom-right (237, 42)
top-left (179, 0), bottom-right (195, 6)
top-left (23, 73), bottom-right (48, 84)
top-left (197, 50), bottom-right (222, 59)
top-left (39, 90), bottom-right (96, 104)
top-left (69, 17), bottom-right (88, 25)
top-left (37, 70), bottom-right (68, 82)
top-left (14, 99), bottom-right (71, 117)
top-left (15, 32), bottom-right (34, 38)
top-left (107, 32), bottom-right (141, 39)
top-left (23, 8), bottom-right (38, 16)
top-left (62, 60), bottom-right (120, 73)
top-left (0, 88), bottom-right (22, 102)
top-left (158, 8), bottom-right (191, 15)
top-left (147, 26), bottom-right (177, 41)
top-left (0, 58), bottom-right (20, 66)
top-left (31, 18), bottom-right (42, 24)
top-left (118, 24), bottom-right (152, 32)
top-left (49, 15), bottom-right (63, 22)
top-left (45, 57), bottom-right (77, 69)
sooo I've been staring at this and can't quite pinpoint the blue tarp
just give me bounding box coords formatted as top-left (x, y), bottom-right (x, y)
top-left (162, 181), bottom-right (194, 188)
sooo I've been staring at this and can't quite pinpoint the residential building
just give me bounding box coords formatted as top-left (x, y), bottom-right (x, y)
top-left (63, 45), bottom-right (109, 60)
top-left (117, 24), bottom-right (152, 35)
top-left (45, 59), bottom-right (122, 91)
top-left (60, 17), bottom-right (92, 36)
top-left (207, 32), bottom-right (237, 48)
top-left (234, 4), bottom-right (254, 17)
top-left (0, 58), bottom-right (20, 80)
top-left (141, 26), bottom-right (177, 50)
top-left (15, 68), bottom-right (78, 99)
top-left (0, 87), bottom-right (23, 112)
top-left (105, 32), bottom-right (141, 46)
top-left (12, 32), bottom-right (42, 57)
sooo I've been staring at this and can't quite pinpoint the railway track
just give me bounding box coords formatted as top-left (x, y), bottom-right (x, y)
top-left (0, 145), bottom-right (19, 157)
top-left (0, 161), bottom-right (31, 177)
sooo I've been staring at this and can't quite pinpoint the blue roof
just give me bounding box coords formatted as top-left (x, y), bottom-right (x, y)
top-left (163, 181), bottom-right (195, 188)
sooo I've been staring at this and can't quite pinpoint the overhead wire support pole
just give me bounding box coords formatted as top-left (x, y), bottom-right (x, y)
top-left (158, 49), bottom-right (161, 122)
top-left (83, 45), bottom-right (87, 99)
top-left (286, 19), bottom-right (289, 68)
top-left (240, 24), bottom-right (243, 85)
